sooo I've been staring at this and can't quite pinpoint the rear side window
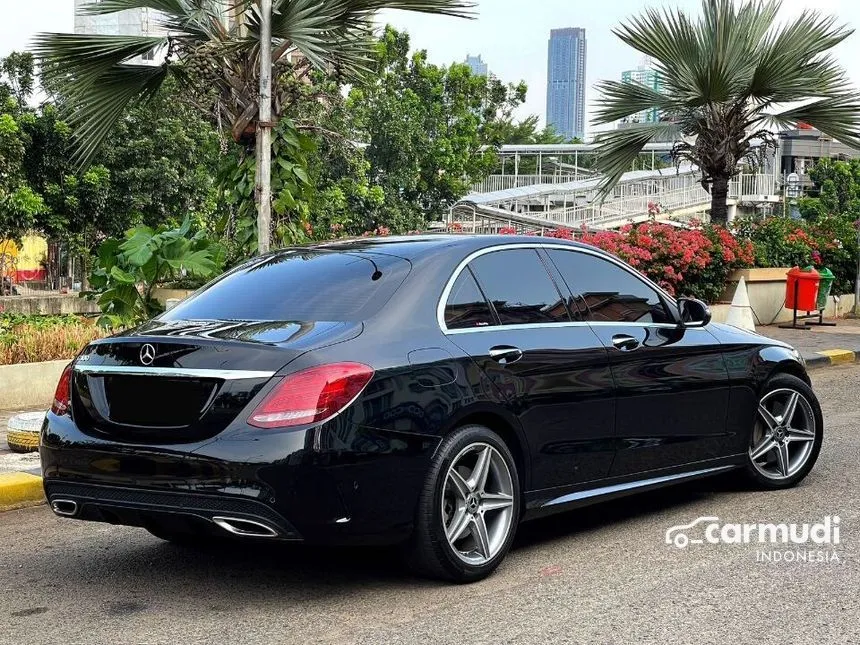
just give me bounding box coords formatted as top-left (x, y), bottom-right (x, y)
top-left (161, 251), bottom-right (410, 322)
top-left (444, 269), bottom-right (495, 330)
top-left (468, 249), bottom-right (570, 325)
top-left (547, 249), bottom-right (672, 324)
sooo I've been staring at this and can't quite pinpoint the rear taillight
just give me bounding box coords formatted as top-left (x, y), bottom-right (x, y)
top-left (51, 363), bottom-right (74, 416)
top-left (248, 362), bottom-right (374, 429)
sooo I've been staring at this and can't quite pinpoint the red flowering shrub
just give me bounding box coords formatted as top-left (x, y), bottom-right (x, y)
top-left (733, 215), bottom-right (858, 293)
top-left (579, 222), bottom-right (754, 302)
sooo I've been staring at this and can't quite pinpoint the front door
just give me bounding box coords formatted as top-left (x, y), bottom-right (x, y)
top-left (545, 248), bottom-right (732, 477)
top-left (441, 247), bottom-right (616, 489)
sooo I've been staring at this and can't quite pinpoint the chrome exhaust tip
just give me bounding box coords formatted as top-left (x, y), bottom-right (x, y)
top-left (51, 499), bottom-right (78, 517)
top-left (211, 516), bottom-right (279, 538)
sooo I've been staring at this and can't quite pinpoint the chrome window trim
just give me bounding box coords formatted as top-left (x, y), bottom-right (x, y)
top-left (74, 365), bottom-right (275, 380)
top-left (437, 243), bottom-right (679, 334)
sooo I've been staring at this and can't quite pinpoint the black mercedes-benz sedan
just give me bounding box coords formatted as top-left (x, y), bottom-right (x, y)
top-left (41, 235), bottom-right (823, 582)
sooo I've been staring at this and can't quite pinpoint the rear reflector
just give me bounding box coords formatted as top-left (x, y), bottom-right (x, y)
top-left (248, 362), bottom-right (374, 429)
top-left (51, 363), bottom-right (74, 416)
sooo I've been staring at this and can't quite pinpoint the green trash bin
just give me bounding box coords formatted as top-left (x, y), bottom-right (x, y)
top-left (816, 267), bottom-right (835, 310)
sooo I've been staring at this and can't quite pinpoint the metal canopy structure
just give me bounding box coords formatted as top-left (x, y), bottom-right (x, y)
top-left (451, 146), bottom-right (779, 234)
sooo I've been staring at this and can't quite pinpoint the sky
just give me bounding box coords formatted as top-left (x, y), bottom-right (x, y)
top-left (2, 0), bottom-right (858, 140)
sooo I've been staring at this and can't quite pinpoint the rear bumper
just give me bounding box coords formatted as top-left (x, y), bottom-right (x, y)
top-left (41, 411), bottom-right (437, 545)
top-left (43, 480), bottom-right (302, 540)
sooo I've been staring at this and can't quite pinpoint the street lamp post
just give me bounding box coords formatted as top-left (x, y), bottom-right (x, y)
top-left (785, 172), bottom-right (801, 219)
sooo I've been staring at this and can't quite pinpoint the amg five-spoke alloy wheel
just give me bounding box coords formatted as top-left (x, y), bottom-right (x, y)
top-left (745, 374), bottom-right (823, 489)
top-left (443, 442), bottom-right (515, 566)
top-left (407, 425), bottom-right (520, 582)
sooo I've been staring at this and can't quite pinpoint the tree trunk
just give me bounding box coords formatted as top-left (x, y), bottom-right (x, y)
top-left (255, 0), bottom-right (273, 255)
top-left (710, 176), bottom-right (730, 226)
top-left (80, 253), bottom-right (89, 292)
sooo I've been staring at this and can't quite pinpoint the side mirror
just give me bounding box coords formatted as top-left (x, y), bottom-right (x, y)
top-left (677, 297), bottom-right (712, 327)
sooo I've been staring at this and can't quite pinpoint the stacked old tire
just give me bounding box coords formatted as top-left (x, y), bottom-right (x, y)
top-left (6, 412), bottom-right (46, 453)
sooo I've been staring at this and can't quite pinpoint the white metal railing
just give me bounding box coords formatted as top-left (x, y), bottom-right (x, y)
top-left (452, 173), bottom-right (778, 232)
top-left (470, 172), bottom-right (596, 194)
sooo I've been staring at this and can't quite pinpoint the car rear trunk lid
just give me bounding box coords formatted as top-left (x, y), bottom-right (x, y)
top-left (71, 319), bottom-right (361, 443)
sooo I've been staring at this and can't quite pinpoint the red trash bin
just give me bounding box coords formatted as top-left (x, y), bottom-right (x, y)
top-left (785, 266), bottom-right (820, 311)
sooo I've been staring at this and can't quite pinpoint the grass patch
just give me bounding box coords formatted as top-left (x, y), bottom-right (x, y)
top-left (0, 314), bottom-right (109, 365)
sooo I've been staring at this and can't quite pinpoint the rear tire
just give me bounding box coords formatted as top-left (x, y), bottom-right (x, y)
top-left (405, 425), bottom-right (520, 583)
top-left (744, 373), bottom-right (823, 490)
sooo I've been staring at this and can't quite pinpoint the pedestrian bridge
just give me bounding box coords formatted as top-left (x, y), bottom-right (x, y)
top-left (449, 144), bottom-right (779, 233)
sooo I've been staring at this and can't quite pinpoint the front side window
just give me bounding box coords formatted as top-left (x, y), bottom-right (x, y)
top-left (468, 249), bottom-right (570, 325)
top-left (444, 269), bottom-right (495, 330)
top-left (547, 250), bottom-right (673, 324)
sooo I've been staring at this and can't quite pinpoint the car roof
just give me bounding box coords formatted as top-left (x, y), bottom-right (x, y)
top-left (304, 234), bottom-right (595, 260)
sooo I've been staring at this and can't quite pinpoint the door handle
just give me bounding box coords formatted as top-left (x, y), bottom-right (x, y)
top-left (611, 334), bottom-right (640, 351)
top-left (488, 346), bottom-right (523, 364)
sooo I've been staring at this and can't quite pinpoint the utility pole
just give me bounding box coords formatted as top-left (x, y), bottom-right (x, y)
top-left (255, 0), bottom-right (273, 254)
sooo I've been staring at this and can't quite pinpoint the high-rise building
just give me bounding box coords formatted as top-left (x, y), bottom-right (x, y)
top-left (464, 54), bottom-right (488, 77)
top-left (620, 62), bottom-right (664, 124)
top-left (74, 0), bottom-right (168, 64)
top-left (546, 27), bottom-right (587, 141)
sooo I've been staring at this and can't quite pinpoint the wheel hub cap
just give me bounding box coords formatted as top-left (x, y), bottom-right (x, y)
top-left (442, 442), bottom-right (515, 566)
top-left (749, 387), bottom-right (817, 480)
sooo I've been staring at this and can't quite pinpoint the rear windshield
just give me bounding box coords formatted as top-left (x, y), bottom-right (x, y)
top-left (161, 250), bottom-right (411, 322)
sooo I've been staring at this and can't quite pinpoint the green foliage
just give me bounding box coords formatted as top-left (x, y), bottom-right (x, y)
top-left (593, 0), bottom-right (860, 224)
top-left (733, 215), bottom-right (859, 294)
top-left (94, 78), bottom-right (222, 232)
top-left (0, 59), bottom-right (48, 241)
top-left (807, 158), bottom-right (860, 216)
top-left (87, 218), bottom-right (225, 327)
top-left (217, 120), bottom-right (315, 263)
top-left (346, 26), bottom-right (526, 228)
top-left (34, 0), bottom-right (473, 169)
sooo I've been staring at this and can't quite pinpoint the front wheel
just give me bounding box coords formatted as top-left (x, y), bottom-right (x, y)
top-left (406, 425), bottom-right (520, 583)
top-left (744, 374), bottom-right (823, 489)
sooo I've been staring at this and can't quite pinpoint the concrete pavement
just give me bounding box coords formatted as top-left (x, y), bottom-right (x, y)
top-left (0, 364), bottom-right (858, 645)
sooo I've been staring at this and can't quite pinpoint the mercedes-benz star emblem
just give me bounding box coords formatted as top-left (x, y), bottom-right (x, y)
top-left (139, 343), bottom-right (156, 366)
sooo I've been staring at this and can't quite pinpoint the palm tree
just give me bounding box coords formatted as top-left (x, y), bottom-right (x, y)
top-left (34, 1), bottom-right (473, 164)
top-left (592, 0), bottom-right (860, 224)
top-left (33, 1), bottom-right (473, 250)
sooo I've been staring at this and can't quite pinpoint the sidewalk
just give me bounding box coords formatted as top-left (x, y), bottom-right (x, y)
top-left (756, 317), bottom-right (860, 369)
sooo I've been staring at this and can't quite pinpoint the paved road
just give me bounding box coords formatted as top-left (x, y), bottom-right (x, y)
top-left (2, 366), bottom-right (858, 645)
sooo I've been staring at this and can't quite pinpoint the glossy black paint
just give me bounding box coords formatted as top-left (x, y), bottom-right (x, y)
top-left (41, 235), bottom-right (809, 545)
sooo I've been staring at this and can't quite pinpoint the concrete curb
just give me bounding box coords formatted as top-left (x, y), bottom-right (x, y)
top-left (0, 472), bottom-right (44, 512)
top-left (803, 349), bottom-right (858, 370)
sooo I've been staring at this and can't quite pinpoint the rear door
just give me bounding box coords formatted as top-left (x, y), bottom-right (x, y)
top-left (545, 248), bottom-right (732, 477)
top-left (443, 247), bottom-right (616, 489)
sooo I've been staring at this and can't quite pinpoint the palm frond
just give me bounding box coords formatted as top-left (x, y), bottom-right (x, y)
top-left (32, 33), bottom-right (167, 90)
top-left (79, 0), bottom-right (228, 41)
top-left (257, 0), bottom-right (474, 79)
top-left (592, 124), bottom-right (681, 198)
top-left (592, 80), bottom-right (678, 125)
top-left (33, 31), bottom-right (173, 167)
top-left (65, 64), bottom-right (170, 167)
top-left (764, 94), bottom-right (860, 148)
top-left (746, 11), bottom-right (853, 102)
top-left (78, 0), bottom-right (188, 14)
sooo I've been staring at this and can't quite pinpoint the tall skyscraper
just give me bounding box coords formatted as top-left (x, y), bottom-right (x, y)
top-left (546, 28), bottom-right (587, 141)
top-left (620, 61), bottom-right (664, 124)
top-left (464, 54), bottom-right (488, 77)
